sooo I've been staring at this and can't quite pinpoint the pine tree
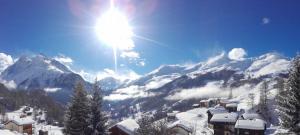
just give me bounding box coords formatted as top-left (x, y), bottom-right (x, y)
top-left (87, 80), bottom-right (108, 135)
top-left (277, 55), bottom-right (300, 132)
top-left (64, 82), bottom-right (90, 135)
top-left (259, 81), bottom-right (269, 119)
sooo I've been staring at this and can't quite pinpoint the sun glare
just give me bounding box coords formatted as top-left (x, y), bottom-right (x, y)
top-left (95, 7), bottom-right (134, 50)
top-left (95, 1), bottom-right (134, 72)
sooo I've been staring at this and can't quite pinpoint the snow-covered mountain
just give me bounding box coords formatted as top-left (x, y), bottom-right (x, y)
top-left (106, 52), bottom-right (290, 115)
top-left (0, 54), bottom-right (91, 102)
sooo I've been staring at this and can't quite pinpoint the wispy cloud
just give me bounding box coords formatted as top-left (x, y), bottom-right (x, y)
top-left (54, 54), bottom-right (73, 66)
top-left (77, 68), bottom-right (140, 83)
top-left (120, 51), bottom-right (140, 59)
top-left (165, 81), bottom-right (253, 101)
top-left (262, 17), bottom-right (270, 25)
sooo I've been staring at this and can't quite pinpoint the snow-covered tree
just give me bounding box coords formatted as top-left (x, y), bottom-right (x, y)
top-left (87, 80), bottom-right (108, 135)
top-left (277, 55), bottom-right (300, 132)
top-left (248, 93), bottom-right (255, 110)
top-left (64, 82), bottom-right (90, 135)
top-left (259, 81), bottom-right (269, 119)
top-left (135, 114), bottom-right (155, 135)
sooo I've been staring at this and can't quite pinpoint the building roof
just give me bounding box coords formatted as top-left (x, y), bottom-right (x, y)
top-left (235, 119), bottom-right (266, 130)
top-left (115, 119), bottom-right (139, 135)
top-left (226, 103), bottom-right (238, 108)
top-left (168, 120), bottom-right (193, 133)
top-left (210, 113), bottom-right (238, 123)
top-left (242, 113), bottom-right (262, 120)
top-left (192, 104), bottom-right (199, 107)
top-left (11, 117), bottom-right (35, 125)
top-left (207, 106), bottom-right (228, 115)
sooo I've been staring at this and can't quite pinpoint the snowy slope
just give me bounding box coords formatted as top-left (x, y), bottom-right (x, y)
top-left (0, 54), bottom-right (91, 102)
top-left (107, 52), bottom-right (290, 101)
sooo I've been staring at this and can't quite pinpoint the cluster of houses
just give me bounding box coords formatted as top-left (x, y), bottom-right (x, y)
top-left (204, 98), bottom-right (266, 135)
top-left (0, 106), bottom-right (47, 135)
top-left (108, 98), bottom-right (266, 135)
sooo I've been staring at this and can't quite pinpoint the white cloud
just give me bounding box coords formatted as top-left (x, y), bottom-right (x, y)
top-left (165, 81), bottom-right (253, 101)
top-left (0, 78), bottom-right (17, 89)
top-left (138, 61), bottom-right (146, 66)
top-left (44, 87), bottom-right (61, 93)
top-left (228, 48), bottom-right (247, 61)
top-left (0, 53), bottom-right (14, 73)
top-left (120, 51), bottom-right (140, 59)
top-left (262, 17), bottom-right (270, 24)
top-left (54, 54), bottom-right (73, 66)
top-left (104, 85), bottom-right (155, 101)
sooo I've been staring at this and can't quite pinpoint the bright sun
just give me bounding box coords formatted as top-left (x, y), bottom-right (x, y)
top-left (95, 2), bottom-right (134, 72)
top-left (95, 7), bottom-right (134, 50)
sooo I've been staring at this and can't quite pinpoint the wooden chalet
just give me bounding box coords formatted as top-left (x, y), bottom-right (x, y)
top-left (4, 117), bottom-right (34, 135)
top-left (109, 119), bottom-right (139, 135)
top-left (209, 113), bottom-right (238, 135)
top-left (235, 119), bottom-right (266, 135)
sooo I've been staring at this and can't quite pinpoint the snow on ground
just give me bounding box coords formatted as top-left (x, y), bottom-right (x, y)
top-left (34, 124), bottom-right (63, 135)
top-left (0, 129), bottom-right (22, 135)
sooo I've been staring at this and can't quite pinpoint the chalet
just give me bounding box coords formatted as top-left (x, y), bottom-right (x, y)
top-left (200, 98), bottom-right (218, 108)
top-left (225, 103), bottom-right (238, 113)
top-left (168, 120), bottom-right (193, 135)
top-left (192, 104), bottom-right (200, 108)
top-left (219, 99), bottom-right (230, 107)
top-left (4, 117), bottom-right (35, 135)
top-left (207, 106), bottom-right (228, 123)
top-left (109, 119), bottom-right (139, 135)
top-left (235, 119), bottom-right (266, 135)
top-left (200, 100), bottom-right (209, 107)
top-left (209, 113), bottom-right (238, 135)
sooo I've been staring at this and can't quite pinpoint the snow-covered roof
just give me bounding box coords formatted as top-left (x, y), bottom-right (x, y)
top-left (219, 99), bottom-right (230, 104)
top-left (168, 120), bottom-right (193, 133)
top-left (192, 104), bottom-right (199, 107)
top-left (11, 117), bottom-right (35, 125)
top-left (167, 111), bottom-right (179, 117)
top-left (207, 106), bottom-right (228, 115)
top-left (210, 113), bottom-right (238, 123)
top-left (116, 119), bottom-right (139, 135)
top-left (242, 113), bottom-right (262, 120)
top-left (226, 103), bottom-right (238, 108)
top-left (235, 119), bottom-right (266, 130)
top-left (200, 100), bottom-right (208, 103)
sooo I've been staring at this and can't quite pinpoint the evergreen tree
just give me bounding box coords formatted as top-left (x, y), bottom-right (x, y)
top-left (64, 82), bottom-right (90, 135)
top-left (277, 55), bottom-right (300, 132)
top-left (87, 80), bottom-right (108, 135)
top-left (259, 81), bottom-right (269, 119)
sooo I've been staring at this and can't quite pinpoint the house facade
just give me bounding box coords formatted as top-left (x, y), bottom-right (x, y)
top-left (4, 118), bottom-right (34, 135)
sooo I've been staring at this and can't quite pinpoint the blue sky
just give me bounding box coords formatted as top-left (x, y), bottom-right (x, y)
top-left (0, 0), bottom-right (300, 77)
